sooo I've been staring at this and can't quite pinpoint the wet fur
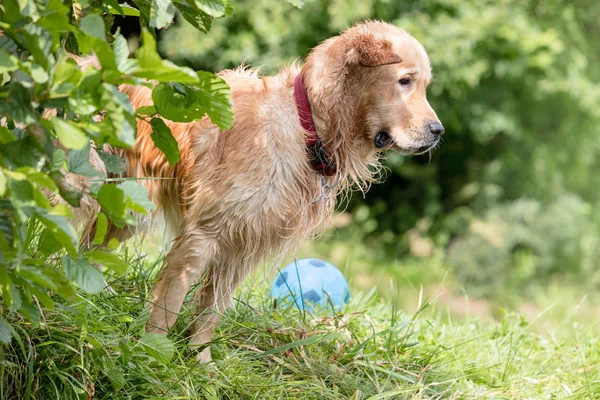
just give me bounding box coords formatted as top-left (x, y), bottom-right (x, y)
top-left (60, 21), bottom-right (441, 362)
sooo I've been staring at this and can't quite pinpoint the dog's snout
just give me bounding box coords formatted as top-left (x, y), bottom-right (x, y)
top-left (428, 122), bottom-right (445, 136)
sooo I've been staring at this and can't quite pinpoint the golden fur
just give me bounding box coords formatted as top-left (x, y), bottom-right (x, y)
top-left (63, 21), bottom-right (443, 362)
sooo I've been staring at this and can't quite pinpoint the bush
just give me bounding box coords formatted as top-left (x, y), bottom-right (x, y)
top-left (0, 0), bottom-right (243, 338)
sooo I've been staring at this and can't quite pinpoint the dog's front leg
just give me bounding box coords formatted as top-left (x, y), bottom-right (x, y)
top-left (147, 231), bottom-right (217, 335)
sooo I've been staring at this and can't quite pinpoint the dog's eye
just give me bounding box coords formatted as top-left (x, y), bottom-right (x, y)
top-left (398, 77), bottom-right (412, 86)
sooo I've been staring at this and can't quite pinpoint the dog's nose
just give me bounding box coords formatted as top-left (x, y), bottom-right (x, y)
top-left (428, 122), bottom-right (445, 136)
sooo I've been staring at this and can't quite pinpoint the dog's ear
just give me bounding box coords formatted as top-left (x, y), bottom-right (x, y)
top-left (345, 34), bottom-right (402, 67)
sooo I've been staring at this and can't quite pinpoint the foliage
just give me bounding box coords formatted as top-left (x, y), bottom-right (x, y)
top-left (159, 0), bottom-right (600, 293)
top-left (0, 0), bottom-right (237, 336)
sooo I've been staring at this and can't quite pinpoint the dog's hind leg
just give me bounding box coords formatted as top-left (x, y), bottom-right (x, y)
top-left (147, 230), bottom-right (218, 335)
top-left (188, 260), bottom-right (248, 362)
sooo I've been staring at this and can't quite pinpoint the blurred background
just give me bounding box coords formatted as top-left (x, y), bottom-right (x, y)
top-left (121, 0), bottom-right (600, 322)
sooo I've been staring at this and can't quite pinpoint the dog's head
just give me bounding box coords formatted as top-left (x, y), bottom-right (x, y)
top-left (305, 21), bottom-right (443, 158)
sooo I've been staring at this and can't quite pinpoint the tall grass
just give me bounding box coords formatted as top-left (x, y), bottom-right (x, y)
top-left (1, 242), bottom-right (598, 399)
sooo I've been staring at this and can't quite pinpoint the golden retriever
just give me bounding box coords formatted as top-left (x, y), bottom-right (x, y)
top-left (66, 20), bottom-right (443, 362)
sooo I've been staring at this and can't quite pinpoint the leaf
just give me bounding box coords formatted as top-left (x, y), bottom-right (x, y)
top-left (0, 127), bottom-right (16, 145)
top-left (118, 180), bottom-right (156, 213)
top-left (173, 3), bottom-right (212, 33)
top-left (96, 149), bottom-right (126, 175)
top-left (51, 149), bottom-right (66, 172)
top-left (149, 118), bottom-right (180, 165)
top-left (62, 256), bottom-right (105, 294)
top-left (51, 118), bottom-right (89, 150)
top-left (195, 71), bottom-right (233, 130)
top-left (106, 367), bottom-right (126, 391)
top-left (87, 250), bottom-right (127, 275)
top-left (0, 171), bottom-right (6, 197)
top-left (134, 30), bottom-right (199, 83)
top-left (286, 0), bottom-right (305, 8)
top-left (191, 0), bottom-right (228, 17)
top-left (92, 212), bottom-right (108, 245)
top-left (152, 83), bottom-right (205, 122)
top-left (68, 145), bottom-right (103, 177)
top-left (21, 169), bottom-right (58, 191)
top-left (96, 184), bottom-right (126, 228)
top-left (9, 180), bottom-right (37, 221)
top-left (36, 212), bottom-right (79, 256)
top-left (0, 83), bottom-right (36, 125)
top-left (139, 332), bottom-right (175, 364)
top-left (80, 14), bottom-right (106, 41)
top-left (149, 0), bottom-right (175, 29)
top-left (0, 49), bottom-right (19, 73)
top-left (39, 228), bottom-right (64, 256)
top-left (0, 316), bottom-right (12, 344)
top-left (0, 136), bottom-right (45, 170)
top-left (136, 105), bottom-right (157, 116)
top-left (113, 34), bottom-right (136, 74)
top-left (21, 23), bottom-right (54, 70)
top-left (19, 296), bottom-right (41, 326)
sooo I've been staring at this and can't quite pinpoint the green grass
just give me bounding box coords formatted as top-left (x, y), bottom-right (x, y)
top-left (1, 241), bottom-right (599, 399)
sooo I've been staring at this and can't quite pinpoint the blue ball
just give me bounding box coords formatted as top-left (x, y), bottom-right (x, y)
top-left (270, 258), bottom-right (350, 312)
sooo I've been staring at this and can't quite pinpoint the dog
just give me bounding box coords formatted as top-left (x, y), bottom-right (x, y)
top-left (65, 20), bottom-right (443, 362)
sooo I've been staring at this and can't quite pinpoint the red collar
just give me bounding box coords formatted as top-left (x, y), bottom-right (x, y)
top-left (294, 74), bottom-right (337, 177)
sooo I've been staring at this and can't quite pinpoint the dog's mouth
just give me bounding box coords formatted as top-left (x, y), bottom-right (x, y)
top-left (412, 139), bottom-right (440, 155)
top-left (375, 129), bottom-right (440, 156)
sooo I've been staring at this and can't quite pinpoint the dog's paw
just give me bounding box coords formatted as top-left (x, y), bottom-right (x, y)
top-left (195, 346), bottom-right (212, 363)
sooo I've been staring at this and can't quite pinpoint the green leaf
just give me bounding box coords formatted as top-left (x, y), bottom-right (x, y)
top-left (51, 149), bottom-right (66, 172)
top-left (21, 23), bottom-right (54, 70)
top-left (191, 0), bottom-right (228, 17)
top-left (62, 256), bottom-right (105, 294)
top-left (39, 228), bottom-right (64, 256)
top-left (36, 212), bottom-right (79, 256)
top-left (96, 184), bottom-right (126, 228)
top-left (19, 296), bottom-right (41, 326)
top-left (0, 83), bottom-right (37, 125)
top-left (152, 83), bottom-right (205, 122)
top-left (149, 0), bottom-right (175, 29)
top-left (136, 105), bottom-right (157, 116)
top-left (139, 332), bottom-right (175, 364)
top-left (149, 118), bottom-right (180, 165)
top-left (118, 180), bottom-right (156, 213)
top-left (286, 0), bottom-right (305, 8)
top-left (0, 49), bottom-right (19, 73)
top-left (173, 3), bottom-right (212, 33)
top-left (68, 145), bottom-right (103, 177)
top-left (0, 265), bottom-right (13, 308)
top-left (0, 171), bottom-right (6, 197)
top-left (51, 118), bottom-right (89, 150)
top-left (9, 179), bottom-right (37, 221)
top-left (80, 14), bottom-right (106, 41)
top-left (36, 0), bottom-right (72, 44)
top-left (87, 250), bottom-right (127, 275)
top-left (195, 71), bottom-right (233, 130)
top-left (20, 168), bottom-right (58, 191)
top-left (29, 63), bottom-right (49, 83)
top-left (106, 0), bottom-right (141, 16)
top-left (96, 149), bottom-right (126, 175)
top-left (134, 30), bottom-right (199, 83)
top-left (92, 212), bottom-right (108, 245)
top-left (106, 367), bottom-right (126, 391)
top-left (0, 316), bottom-right (12, 344)
top-left (0, 127), bottom-right (16, 145)
top-left (113, 34), bottom-right (136, 74)
top-left (18, 264), bottom-right (58, 292)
